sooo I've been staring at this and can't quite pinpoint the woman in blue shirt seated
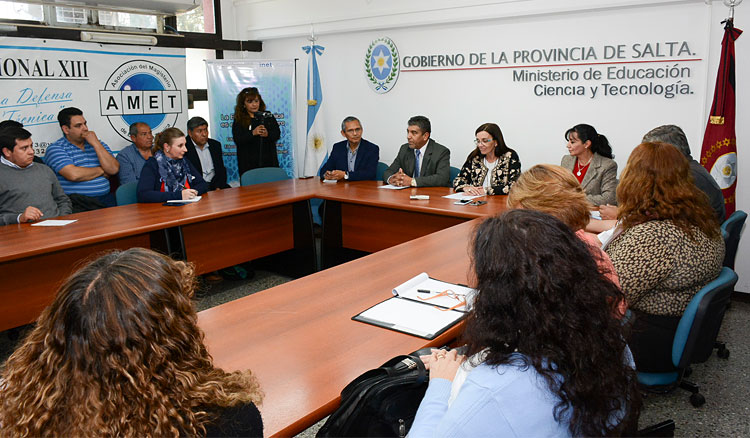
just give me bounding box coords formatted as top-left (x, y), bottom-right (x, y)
top-left (137, 127), bottom-right (208, 203)
top-left (410, 209), bottom-right (640, 437)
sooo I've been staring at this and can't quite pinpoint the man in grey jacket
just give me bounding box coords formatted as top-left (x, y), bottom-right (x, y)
top-left (0, 125), bottom-right (71, 225)
top-left (383, 115), bottom-right (451, 187)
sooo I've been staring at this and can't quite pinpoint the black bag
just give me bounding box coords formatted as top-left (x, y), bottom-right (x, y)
top-left (316, 349), bottom-right (432, 438)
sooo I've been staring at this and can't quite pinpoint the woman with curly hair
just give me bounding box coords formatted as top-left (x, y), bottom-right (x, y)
top-left (561, 123), bottom-right (618, 206)
top-left (409, 210), bottom-right (639, 437)
top-left (231, 87), bottom-right (281, 176)
top-left (452, 123), bottom-right (521, 196)
top-left (0, 248), bottom-right (263, 437)
top-left (507, 164), bottom-right (624, 314)
top-left (606, 142), bottom-right (724, 372)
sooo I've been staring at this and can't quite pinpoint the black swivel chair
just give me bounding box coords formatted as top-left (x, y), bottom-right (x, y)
top-left (637, 267), bottom-right (738, 407)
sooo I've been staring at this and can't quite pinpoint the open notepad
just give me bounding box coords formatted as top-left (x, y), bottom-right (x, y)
top-left (352, 273), bottom-right (476, 339)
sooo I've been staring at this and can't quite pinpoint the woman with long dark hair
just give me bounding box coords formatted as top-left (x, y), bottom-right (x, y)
top-left (452, 122), bottom-right (521, 196)
top-left (137, 127), bottom-right (208, 203)
top-left (231, 87), bottom-right (281, 176)
top-left (409, 210), bottom-right (639, 437)
top-left (0, 248), bottom-right (263, 436)
top-left (561, 123), bottom-right (618, 205)
top-left (606, 142), bottom-right (723, 372)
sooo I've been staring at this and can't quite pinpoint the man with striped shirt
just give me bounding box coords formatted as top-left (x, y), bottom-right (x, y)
top-left (44, 107), bottom-right (120, 207)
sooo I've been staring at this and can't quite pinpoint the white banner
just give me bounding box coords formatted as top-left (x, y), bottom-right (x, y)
top-left (206, 59), bottom-right (296, 183)
top-left (0, 37), bottom-right (187, 155)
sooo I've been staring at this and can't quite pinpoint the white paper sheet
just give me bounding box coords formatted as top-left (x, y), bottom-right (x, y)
top-left (357, 297), bottom-right (465, 338)
top-left (392, 273), bottom-right (476, 312)
top-left (31, 219), bottom-right (78, 227)
top-left (378, 184), bottom-right (409, 190)
top-left (442, 193), bottom-right (481, 200)
top-left (167, 196), bottom-right (202, 204)
top-left (590, 210), bottom-right (602, 220)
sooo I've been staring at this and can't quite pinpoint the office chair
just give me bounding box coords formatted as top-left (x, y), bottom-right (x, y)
top-left (240, 167), bottom-right (290, 186)
top-left (115, 182), bottom-right (138, 206)
top-left (637, 267), bottom-right (737, 407)
top-left (721, 210), bottom-right (747, 270)
top-left (376, 161), bottom-right (388, 182)
top-left (449, 166), bottom-right (460, 185)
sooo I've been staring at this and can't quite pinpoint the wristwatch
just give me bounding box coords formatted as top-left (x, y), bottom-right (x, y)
top-left (344, 172), bottom-right (349, 180)
top-left (410, 178), bottom-right (417, 187)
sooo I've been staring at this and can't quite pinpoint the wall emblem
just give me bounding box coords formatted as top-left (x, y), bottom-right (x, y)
top-left (365, 37), bottom-right (400, 94)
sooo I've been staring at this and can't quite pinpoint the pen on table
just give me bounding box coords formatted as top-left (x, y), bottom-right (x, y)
top-left (417, 289), bottom-right (432, 294)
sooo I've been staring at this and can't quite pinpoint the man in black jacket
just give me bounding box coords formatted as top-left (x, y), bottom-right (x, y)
top-left (185, 117), bottom-right (230, 191)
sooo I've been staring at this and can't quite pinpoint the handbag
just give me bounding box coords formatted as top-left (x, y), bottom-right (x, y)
top-left (316, 348), bottom-right (434, 438)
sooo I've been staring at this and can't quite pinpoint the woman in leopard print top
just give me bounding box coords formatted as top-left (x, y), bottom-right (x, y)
top-left (605, 142), bottom-right (724, 372)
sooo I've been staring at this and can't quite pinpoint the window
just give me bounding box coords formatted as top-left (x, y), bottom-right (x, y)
top-left (98, 11), bottom-right (157, 30)
top-left (177, 0), bottom-right (214, 33)
top-left (0, 1), bottom-right (43, 21)
top-left (55, 6), bottom-right (87, 24)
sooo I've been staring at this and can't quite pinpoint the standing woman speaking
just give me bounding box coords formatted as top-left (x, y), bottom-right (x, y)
top-left (232, 87), bottom-right (281, 176)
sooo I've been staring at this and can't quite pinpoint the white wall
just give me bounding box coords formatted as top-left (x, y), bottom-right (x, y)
top-left (224, 0), bottom-right (750, 292)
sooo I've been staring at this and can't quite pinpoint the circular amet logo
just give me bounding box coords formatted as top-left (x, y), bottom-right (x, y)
top-left (365, 37), bottom-right (400, 94)
top-left (99, 60), bottom-right (183, 141)
top-left (710, 151), bottom-right (737, 189)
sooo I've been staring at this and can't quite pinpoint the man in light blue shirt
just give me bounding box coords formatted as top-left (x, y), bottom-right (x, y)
top-left (116, 122), bottom-right (153, 185)
top-left (44, 107), bottom-right (119, 207)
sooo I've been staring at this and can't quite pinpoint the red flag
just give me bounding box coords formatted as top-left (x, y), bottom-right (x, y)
top-left (700, 20), bottom-right (742, 217)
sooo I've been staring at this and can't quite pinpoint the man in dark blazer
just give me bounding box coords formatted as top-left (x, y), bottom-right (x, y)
top-left (319, 116), bottom-right (379, 181)
top-left (185, 117), bottom-right (230, 191)
top-left (383, 115), bottom-right (451, 187)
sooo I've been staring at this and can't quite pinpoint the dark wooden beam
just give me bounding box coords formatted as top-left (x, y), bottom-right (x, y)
top-left (0, 24), bottom-right (261, 52)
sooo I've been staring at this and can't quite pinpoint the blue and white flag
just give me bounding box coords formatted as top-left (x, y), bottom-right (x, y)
top-left (302, 44), bottom-right (327, 177)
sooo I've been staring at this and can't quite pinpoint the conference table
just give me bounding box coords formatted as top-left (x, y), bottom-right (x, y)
top-left (0, 180), bottom-right (320, 331)
top-left (194, 181), bottom-right (508, 437)
top-left (0, 179), bottom-right (506, 332)
top-left (0, 178), bottom-right (508, 437)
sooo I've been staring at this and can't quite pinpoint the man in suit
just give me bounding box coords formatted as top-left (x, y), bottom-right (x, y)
top-left (185, 117), bottom-right (230, 191)
top-left (383, 115), bottom-right (450, 187)
top-left (319, 116), bottom-right (379, 181)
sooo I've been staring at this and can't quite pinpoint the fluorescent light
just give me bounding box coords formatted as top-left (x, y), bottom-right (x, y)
top-left (80, 31), bottom-right (157, 46)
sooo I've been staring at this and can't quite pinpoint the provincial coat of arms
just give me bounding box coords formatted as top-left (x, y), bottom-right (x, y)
top-left (365, 37), bottom-right (399, 94)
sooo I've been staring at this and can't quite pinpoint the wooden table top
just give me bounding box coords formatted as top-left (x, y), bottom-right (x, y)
top-left (315, 180), bottom-right (508, 219)
top-left (198, 219), bottom-right (480, 437)
top-left (0, 179), bottom-right (507, 264)
top-left (0, 179), bottom-right (320, 263)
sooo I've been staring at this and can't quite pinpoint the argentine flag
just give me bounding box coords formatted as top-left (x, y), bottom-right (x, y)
top-left (302, 44), bottom-right (327, 177)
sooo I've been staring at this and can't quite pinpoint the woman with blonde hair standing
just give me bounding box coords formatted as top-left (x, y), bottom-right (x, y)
top-left (0, 248), bottom-right (263, 436)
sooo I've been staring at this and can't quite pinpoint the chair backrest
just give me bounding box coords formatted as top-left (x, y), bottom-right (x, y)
top-left (721, 210), bottom-right (747, 269)
top-left (376, 162), bottom-right (388, 182)
top-left (449, 166), bottom-right (460, 185)
top-left (672, 267), bottom-right (738, 368)
top-left (240, 167), bottom-right (290, 186)
top-left (115, 181), bottom-right (138, 206)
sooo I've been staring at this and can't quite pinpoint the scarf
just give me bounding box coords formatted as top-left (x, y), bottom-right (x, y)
top-left (155, 150), bottom-right (193, 192)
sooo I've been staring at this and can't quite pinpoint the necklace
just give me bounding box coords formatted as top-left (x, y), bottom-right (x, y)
top-left (576, 157), bottom-right (592, 176)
